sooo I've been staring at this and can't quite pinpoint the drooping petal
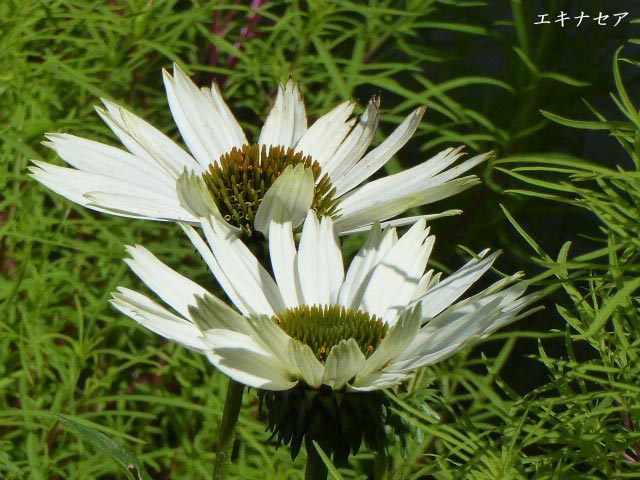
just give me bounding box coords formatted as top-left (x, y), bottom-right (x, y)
top-left (287, 340), bottom-right (324, 389)
top-left (175, 169), bottom-right (224, 219)
top-left (354, 306), bottom-right (421, 381)
top-left (388, 297), bottom-right (505, 372)
top-left (254, 163), bottom-right (314, 235)
top-left (98, 99), bottom-right (202, 178)
top-left (29, 161), bottom-right (197, 222)
top-left (336, 210), bottom-right (462, 235)
top-left (416, 250), bottom-right (500, 319)
top-left (259, 78), bottom-right (307, 149)
top-left (124, 245), bottom-right (209, 319)
top-left (201, 216), bottom-right (285, 316)
top-left (181, 223), bottom-right (254, 315)
top-left (110, 287), bottom-right (208, 350)
top-left (204, 329), bottom-right (298, 390)
top-left (321, 338), bottom-right (366, 390)
top-left (332, 105), bottom-right (426, 196)
top-left (348, 371), bottom-right (412, 392)
top-left (85, 191), bottom-right (199, 222)
top-left (333, 176), bottom-right (480, 233)
top-left (42, 133), bottom-right (176, 189)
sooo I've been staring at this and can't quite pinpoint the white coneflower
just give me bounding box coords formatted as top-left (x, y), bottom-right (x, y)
top-left (31, 64), bottom-right (490, 238)
top-left (110, 211), bottom-right (540, 466)
top-left (112, 212), bottom-right (539, 392)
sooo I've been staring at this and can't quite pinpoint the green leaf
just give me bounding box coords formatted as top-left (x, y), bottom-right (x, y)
top-left (613, 47), bottom-right (640, 125)
top-left (312, 441), bottom-right (344, 480)
top-left (583, 277), bottom-right (640, 338)
top-left (499, 204), bottom-right (549, 259)
top-left (53, 414), bottom-right (153, 480)
top-left (539, 72), bottom-right (590, 87)
top-left (540, 110), bottom-right (631, 130)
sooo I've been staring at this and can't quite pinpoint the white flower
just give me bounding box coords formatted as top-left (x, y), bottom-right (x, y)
top-left (31, 64), bottom-right (491, 237)
top-left (111, 213), bottom-right (540, 392)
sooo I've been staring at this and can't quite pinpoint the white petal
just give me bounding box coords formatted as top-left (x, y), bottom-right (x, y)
top-left (334, 176), bottom-right (480, 233)
top-left (348, 372), bottom-right (411, 392)
top-left (389, 298), bottom-right (505, 371)
top-left (321, 96), bottom-right (380, 181)
top-left (254, 163), bottom-right (315, 235)
top-left (287, 341), bottom-right (324, 388)
top-left (188, 293), bottom-right (251, 334)
top-left (205, 81), bottom-right (249, 149)
top-left (181, 223), bottom-right (254, 315)
top-left (124, 245), bottom-right (209, 319)
top-left (336, 210), bottom-right (462, 235)
top-left (355, 306), bottom-right (421, 381)
top-left (43, 133), bottom-right (176, 189)
top-left (110, 287), bottom-right (208, 350)
top-left (356, 220), bottom-right (433, 323)
top-left (163, 65), bottom-right (245, 168)
top-left (336, 147), bottom-right (487, 212)
top-left (259, 78), bottom-right (307, 149)
top-left (244, 315), bottom-right (293, 361)
top-left (30, 161), bottom-right (168, 200)
top-left (340, 145), bottom-right (464, 199)
top-left (269, 214), bottom-right (303, 308)
top-left (392, 284), bottom-right (542, 373)
top-left (338, 223), bottom-right (397, 308)
top-left (425, 280), bottom-right (543, 335)
top-left (427, 151), bottom-right (493, 185)
top-left (297, 212), bottom-right (344, 306)
top-left (294, 100), bottom-right (356, 168)
top-left (205, 329), bottom-right (298, 390)
top-left (321, 339), bottom-right (366, 390)
top-left (175, 169), bottom-right (224, 219)
top-left (333, 106), bottom-right (426, 196)
top-left (85, 191), bottom-right (198, 222)
top-left (408, 270), bottom-right (436, 304)
top-left (29, 162), bottom-right (197, 222)
top-left (417, 250), bottom-right (500, 319)
top-left (254, 163), bottom-right (314, 236)
top-left (201, 216), bottom-right (285, 315)
top-left (98, 99), bottom-right (201, 178)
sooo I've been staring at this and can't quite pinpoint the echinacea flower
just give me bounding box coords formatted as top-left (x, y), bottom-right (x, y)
top-left (31, 64), bottom-right (491, 238)
top-left (111, 212), bottom-right (539, 393)
top-left (110, 210), bottom-right (541, 462)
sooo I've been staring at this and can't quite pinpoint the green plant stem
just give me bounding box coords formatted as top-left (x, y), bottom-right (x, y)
top-left (304, 437), bottom-right (328, 480)
top-left (373, 450), bottom-right (389, 480)
top-left (213, 378), bottom-right (245, 480)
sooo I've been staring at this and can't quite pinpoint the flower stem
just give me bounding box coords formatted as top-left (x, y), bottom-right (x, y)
top-left (373, 450), bottom-right (389, 480)
top-left (304, 437), bottom-right (328, 480)
top-left (213, 378), bottom-right (245, 480)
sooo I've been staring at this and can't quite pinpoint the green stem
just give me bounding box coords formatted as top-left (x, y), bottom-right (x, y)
top-left (213, 378), bottom-right (245, 480)
top-left (304, 437), bottom-right (328, 480)
top-left (373, 450), bottom-right (389, 480)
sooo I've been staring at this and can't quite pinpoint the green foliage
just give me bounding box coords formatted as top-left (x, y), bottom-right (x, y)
top-left (488, 49), bottom-right (640, 478)
top-left (2, 0), bottom-right (639, 478)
